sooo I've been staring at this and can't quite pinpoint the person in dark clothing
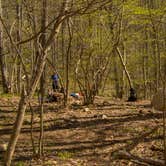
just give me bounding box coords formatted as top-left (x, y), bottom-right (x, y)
top-left (128, 88), bottom-right (137, 101)
top-left (59, 87), bottom-right (64, 93)
top-left (47, 89), bottom-right (58, 102)
top-left (51, 73), bottom-right (59, 91)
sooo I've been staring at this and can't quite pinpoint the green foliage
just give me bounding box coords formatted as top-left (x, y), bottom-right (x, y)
top-left (15, 161), bottom-right (24, 166)
top-left (0, 93), bottom-right (14, 98)
top-left (16, 0), bottom-right (22, 4)
top-left (0, 0), bottom-right (165, 98)
top-left (57, 151), bottom-right (74, 160)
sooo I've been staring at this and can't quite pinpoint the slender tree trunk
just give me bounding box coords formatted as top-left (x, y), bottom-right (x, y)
top-left (121, 42), bottom-right (126, 98)
top-left (142, 26), bottom-right (148, 99)
top-left (163, 25), bottom-right (166, 164)
top-left (163, 83), bottom-right (166, 165)
top-left (38, 0), bottom-right (47, 156)
top-left (61, 22), bottom-right (65, 79)
top-left (113, 54), bottom-right (120, 98)
top-left (64, 19), bottom-right (72, 106)
top-left (16, 0), bottom-right (22, 94)
top-left (38, 70), bottom-right (45, 157)
top-left (115, 47), bottom-right (133, 89)
top-left (142, 56), bottom-right (147, 99)
top-left (29, 103), bottom-right (36, 155)
top-left (5, 1), bottom-right (70, 165)
top-left (5, 86), bottom-right (27, 166)
top-left (0, 0), bottom-right (9, 93)
top-left (151, 39), bottom-right (159, 92)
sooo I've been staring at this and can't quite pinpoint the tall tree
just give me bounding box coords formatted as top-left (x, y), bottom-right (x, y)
top-left (38, 0), bottom-right (47, 157)
top-left (16, 0), bottom-right (22, 94)
top-left (0, 0), bottom-right (9, 93)
top-left (4, 0), bottom-right (111, 165)
top-left (4, 1), bottom-right (71, 165)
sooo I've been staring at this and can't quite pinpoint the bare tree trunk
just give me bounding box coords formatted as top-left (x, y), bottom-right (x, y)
top-left (29, 103), bottom-right (36, 155)
top-left (113, 54), bottom-right (120, 98)
top-left (16, 0), bottom-right (22, 94)
top-left (142, 56), bottom-right (147, 99)
top-left (162, 58), bottom-right (166, 165)
top-left (142, 26), bottom-right (148, 99)
top-left (163, 84), bottom-right (166, 165)
top-left (0, 0), bottom-right (9, 93)
top-left (38, 71), bottom-right (45, 157)
top-left (5, 1), bottom-right (70, 165)
top-left (5, 85), bottom-right (27, 166)
top-left (121, 42), bottom-right (126, 98)
top-left (61, 22), bottom-right (65, 80)
top-left (64, 19), bottom-right (72, 106)
top-left (115, 47), bottom-right (133, 89)
top-left (38, 0), bottom-right (47, 157)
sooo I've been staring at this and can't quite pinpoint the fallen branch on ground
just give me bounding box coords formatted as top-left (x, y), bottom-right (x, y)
top-left (116, 150), bottom-right (164, 166)
top-left (125, 126), bottom-right (159, 151)
top-left (112, 126), bottom-right (159, 155)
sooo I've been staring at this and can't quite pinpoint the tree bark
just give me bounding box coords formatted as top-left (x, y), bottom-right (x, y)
top-left (113, 54), bottom-right (120, 98)
top-left (16, 0), bottom-right (22, 94)
top-left (115, 47), bottom-right (133, 89)
top-left (64, 19), bottom-right (72, 106)
top-left (29, 103), bottom-right (36, 155)
top-left (5, 86), bottom-right (27, 166)
top-left (38, 0), bottom-right (47, 157)
top-left (116, 150), bottom-right (165, 166)
top-left (38, 71), bottom-right (45, 157)
top-left (0, 0), bottom-right (9, 93)
top-left (5, 1), bottom-right (70, 165)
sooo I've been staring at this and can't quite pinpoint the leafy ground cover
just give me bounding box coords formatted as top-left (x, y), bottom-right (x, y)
top-left (0, 96), bottom-right (163, 166)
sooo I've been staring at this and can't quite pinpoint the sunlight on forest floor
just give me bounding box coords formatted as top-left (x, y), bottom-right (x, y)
top-left (0, 96), bottom-right (163, 166)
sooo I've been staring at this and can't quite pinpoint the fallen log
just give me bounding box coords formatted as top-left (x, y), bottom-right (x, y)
top-left (116, 150), bottom-right (165, 166)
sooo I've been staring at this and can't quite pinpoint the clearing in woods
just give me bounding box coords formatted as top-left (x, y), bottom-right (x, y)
top-left (0, 96), bottom-right (163, 165)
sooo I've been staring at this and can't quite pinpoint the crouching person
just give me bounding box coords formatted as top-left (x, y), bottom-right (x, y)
top-left (128, 88), bottom-right (137, 102)
top-left (47, 89), bottom-right (57, 102)
top-left (47, 89), bottom-right (64, 103)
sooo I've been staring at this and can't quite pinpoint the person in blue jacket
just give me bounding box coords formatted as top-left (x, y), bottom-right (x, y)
top-left (51, 73), bottom-right (59, 91)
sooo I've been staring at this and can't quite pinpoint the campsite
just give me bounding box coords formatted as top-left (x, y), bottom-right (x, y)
top-left (0, 0), bottom-right (166, 165)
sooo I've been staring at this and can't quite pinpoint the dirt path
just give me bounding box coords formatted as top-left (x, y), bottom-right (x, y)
top-left (0, 97), bottom-right (163, 166)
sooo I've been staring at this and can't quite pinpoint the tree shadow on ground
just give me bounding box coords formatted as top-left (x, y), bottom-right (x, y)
top-left (47, 112), bottom-right (162, 131)
top-left (14, 133), bottom-right (162, 164)
top-left (0, 112), bottom-right (162, 136)
top-left (0, 102), bottom-right (162, 165)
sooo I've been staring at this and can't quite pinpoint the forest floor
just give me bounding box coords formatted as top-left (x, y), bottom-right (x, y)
top-left (0, 95), bottom-right (164, 166)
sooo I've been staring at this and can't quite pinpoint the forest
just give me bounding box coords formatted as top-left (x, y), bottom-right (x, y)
top-left (0, 0), bottom-right (166, 165)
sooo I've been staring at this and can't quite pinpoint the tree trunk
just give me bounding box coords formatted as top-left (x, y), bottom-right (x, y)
top-left (29, 103), bottom-right (36, 155)
top-left (0, 0), bottom-right (9, 93)
top-left (38, 0), bottom-right (47, 157)
top-left (115, 47), bottom-right (133, 89)
top-left (121, 42), bottom-right (126, 98)
top-left (142, 56), bottom-right (147, 99)
top-left (64, 19), bottom-right (72, 106)
top-left (113, 54), bottom-right (120, 98)
top-left (5, 86), bottom-right (27, 166)
top-left (16, 0), bottom-right (22, 94)
top-left (38, 71), bottom-right (45, 157)
top-left (5, 1), bottom-right (70, 165)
